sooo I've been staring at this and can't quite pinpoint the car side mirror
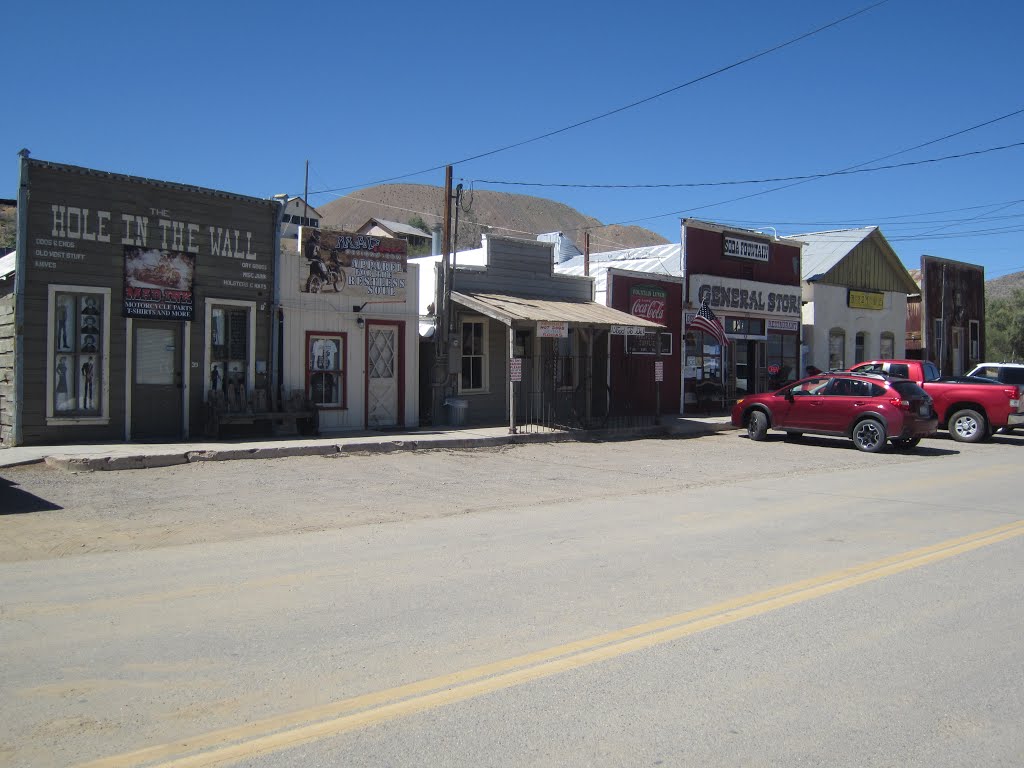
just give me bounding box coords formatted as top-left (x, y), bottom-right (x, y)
top-left (785, 390), bottom-right (795, 402)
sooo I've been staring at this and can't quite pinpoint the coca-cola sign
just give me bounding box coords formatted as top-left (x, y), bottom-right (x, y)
top-left (630, 285), bottom-right (667, 323)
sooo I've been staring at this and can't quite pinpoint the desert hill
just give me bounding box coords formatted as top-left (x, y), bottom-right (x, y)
top-left (315, 184), bottom-right (668, 254)
top-left (984, 270), bottom-right (1024, 301)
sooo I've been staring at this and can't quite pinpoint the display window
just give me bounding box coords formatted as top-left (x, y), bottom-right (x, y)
top-left (209, 304), bottom-right (250, 410)
top-left (306, 332), bottom-right (346, 408)
top-left (49, 288), bottom-right (107, 418)
top-left (766, 332), bottom-right (798, 387)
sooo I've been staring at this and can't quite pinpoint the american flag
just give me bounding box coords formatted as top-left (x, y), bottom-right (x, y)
top-left (688, 298), bottom-right (730, 347)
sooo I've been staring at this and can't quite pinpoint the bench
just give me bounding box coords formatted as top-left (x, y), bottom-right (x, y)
top-left (203, 389), bottom-right (317, 439)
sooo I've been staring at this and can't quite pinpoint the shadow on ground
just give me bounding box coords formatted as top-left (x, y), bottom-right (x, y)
top-left (0, 476), bottom-right (64, 514)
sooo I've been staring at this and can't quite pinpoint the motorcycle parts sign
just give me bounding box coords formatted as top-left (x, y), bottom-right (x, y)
top-left (300, 227), bottom-right (408, 300)
top-left (123, 246), bottom-right (196, 319)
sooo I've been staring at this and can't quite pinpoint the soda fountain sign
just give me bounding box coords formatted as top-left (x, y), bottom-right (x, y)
top-left (630, 285), bottom-right (667, 323)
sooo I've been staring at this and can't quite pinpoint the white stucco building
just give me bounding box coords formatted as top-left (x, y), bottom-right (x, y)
top-left (793, 227), bottom-right (920, 372)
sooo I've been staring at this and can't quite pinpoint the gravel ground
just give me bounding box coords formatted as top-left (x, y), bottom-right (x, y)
top-left (0, 433), bottom-right (962, 563)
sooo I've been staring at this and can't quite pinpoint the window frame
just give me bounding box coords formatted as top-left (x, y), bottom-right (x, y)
top-left (828, 328), bottom-right (846, 371)
top-left (969, 319), bottom-right (980, 360)
top-left (305, 331), bottom-right (347, 409)
top-left (46, 284), bottom-right (111, 424)
top-left (204, 298), bottom-right (256, 402)
top-left (458, 316), bottom-right (489, 394)
top-left (880, 331), bottom-right (895, 359)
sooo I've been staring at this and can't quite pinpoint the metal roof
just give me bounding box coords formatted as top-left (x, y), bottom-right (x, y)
top-left (367, 218), bottom-right (431, 238)
top-left (788, 227), bottom-right (877, 280)
top-left (0, 251), bottom-right (15, 279)
top-left (556, 244), bottom-right (682, 302)
top-left (451, 290), bottom-right (662, 328)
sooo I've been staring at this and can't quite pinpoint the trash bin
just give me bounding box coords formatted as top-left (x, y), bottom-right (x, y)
top-left (445, 398), bottom-right (468, 427)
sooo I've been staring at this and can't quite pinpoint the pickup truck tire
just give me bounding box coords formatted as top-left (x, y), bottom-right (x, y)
top-left (852, 418), bottom-right (886, 453)
top-left (747, 410), bottom-right (769, 441)
top-left (891, 436), bottom-right (921, 451)
top-left (949, 408), bottom-right (986, 443)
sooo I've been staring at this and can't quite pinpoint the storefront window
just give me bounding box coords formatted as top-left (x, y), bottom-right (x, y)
top-left (554, 329), bottom-right (578, 390)
top-left (829, 328), bottom-right (845, 370)
top-left (307, 333), bottom-right (345, 407)
top-left (767, 332), bottom-right (798, 387)
top-left (51, 290), bottom-right (105, 417)
top-left (210, 306), bottom-right (249, 408)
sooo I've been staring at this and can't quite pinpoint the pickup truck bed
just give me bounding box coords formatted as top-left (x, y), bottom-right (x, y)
top-left (850, 360), bottom-right (1024, 442)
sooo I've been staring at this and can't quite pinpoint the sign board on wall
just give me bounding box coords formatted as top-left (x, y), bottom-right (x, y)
top-left (510, 357), bottom-right (523, 381)
top-left (23, 160), bottom-right (276, 308)
top-left (299, 226), bottom-right (408, 300)
top-left (123, 247), bottom-right (196, 319)
top-left (629, 285), bottom-right (667, 323)
top-left (537, 321), bottom-right (568, 338)
top-left (723, 236), bottom-right (770, 262)
top-left (847, 289), bottom-right (884, 310)
top-left (690, 274), bottom-right (802, 317)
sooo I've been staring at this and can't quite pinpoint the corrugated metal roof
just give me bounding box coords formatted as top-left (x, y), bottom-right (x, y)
top-left (789, 227), bottom-right (876, 281)
top-left (556, 244), bottom-right (681, 298)
top-left (451, 290), bottom-right (662, 328)
top-left (537, 232), bottom-right (583, 263)
top-left (0, 251), bottom-right (15, 279)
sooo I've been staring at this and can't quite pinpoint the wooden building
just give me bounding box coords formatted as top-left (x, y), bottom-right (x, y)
top-left (1, 157), bottom-right (278, 446)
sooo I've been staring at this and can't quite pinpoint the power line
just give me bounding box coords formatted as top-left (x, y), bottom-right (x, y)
top-left (597, 106), bottom-right (1024, 229)
top-left (304, 1), bottom-right (891, 199)
top-left (470, 141), bottom-right (1024, 189)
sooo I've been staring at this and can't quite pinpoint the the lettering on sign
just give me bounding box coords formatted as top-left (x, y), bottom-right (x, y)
top-left (655, 361), bottom-right (664, 382)
top-left (48, 204), bottom-right (262, 260)
top-left (724, 236), bottom-right (770, 262)
top-left (537, 321), bottom-right (568, 338)
top-left (510, 357), bottom-right (523, 382)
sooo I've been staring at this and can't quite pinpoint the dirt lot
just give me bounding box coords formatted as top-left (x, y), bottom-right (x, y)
top-left (0, 435), bottom-right (928, 563)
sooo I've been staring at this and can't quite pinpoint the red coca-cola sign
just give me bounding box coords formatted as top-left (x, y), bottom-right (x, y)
top-left (630, 285), bottom-right (667, 322)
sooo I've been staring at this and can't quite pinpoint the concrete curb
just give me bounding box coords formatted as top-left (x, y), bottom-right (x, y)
top-left (16, 421), bottom-right (736, 472)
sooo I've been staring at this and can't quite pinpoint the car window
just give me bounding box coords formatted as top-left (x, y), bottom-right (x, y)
top-left (852, 363), bottom-right (883, 374)
top-left (1003, 368), bottom-right (1024, 385)
top-left (892, 381), bottom-right (927, 398)
top-left (921, 361), bottom-right (940, 381)
top-left (889, 364), bottom-right (909, 378)
top-left (791, 377), bottom-right (831, 395)
top-left (869, 382), bottom-right (886, 396)
top-left (849, 379), bottom-right (874, 397)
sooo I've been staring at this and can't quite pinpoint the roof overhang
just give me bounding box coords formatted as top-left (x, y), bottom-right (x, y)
top-left (450, 290), bottom-right (663, 329)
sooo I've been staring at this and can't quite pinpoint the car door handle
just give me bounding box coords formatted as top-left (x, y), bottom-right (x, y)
top-left (853, 402), bottom-right (866, 406)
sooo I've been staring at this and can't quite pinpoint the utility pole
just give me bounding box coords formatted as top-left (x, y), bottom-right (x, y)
top-left (432, 166), bottom-right (454, 426)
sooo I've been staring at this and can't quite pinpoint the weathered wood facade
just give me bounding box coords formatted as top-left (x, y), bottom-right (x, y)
top-left (5, 158), bottom-right (278, 446)
top-left (920, 255), bottom-right (985, 376)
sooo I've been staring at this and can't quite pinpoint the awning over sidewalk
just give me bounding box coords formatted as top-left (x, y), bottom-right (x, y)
top-left (450, 290), bottom-right (663, 329)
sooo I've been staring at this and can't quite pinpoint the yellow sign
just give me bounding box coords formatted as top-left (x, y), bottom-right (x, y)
top-left (848, 290), bottom-right (884, 310)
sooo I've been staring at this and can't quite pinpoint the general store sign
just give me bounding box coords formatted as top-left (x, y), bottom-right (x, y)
top-left (723, 235), bottom-right (770, 262)
top-left (690, 274), bottom-right (802, 317)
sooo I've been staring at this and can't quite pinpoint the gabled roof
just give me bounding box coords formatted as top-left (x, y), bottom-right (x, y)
top-left (790, 226), bottom-right (919, 294)
top-left (362, 218), bottom-right (431, 239)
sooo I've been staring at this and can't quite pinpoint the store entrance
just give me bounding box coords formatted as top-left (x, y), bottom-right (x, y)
top-left (734, 340), bottom-right (766, 396)
top-left (131, 320), bottom-right (184, 439)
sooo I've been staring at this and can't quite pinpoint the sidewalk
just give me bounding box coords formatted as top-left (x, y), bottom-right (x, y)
top-left (0, 415), bottom-right (736, 471)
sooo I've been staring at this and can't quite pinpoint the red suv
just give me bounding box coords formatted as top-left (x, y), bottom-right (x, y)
top-left (731, 372), bottom-right (938, 452)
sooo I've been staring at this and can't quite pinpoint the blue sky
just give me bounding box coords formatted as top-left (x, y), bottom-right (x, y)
top-left (5, 0), bottom-right (1022, 279)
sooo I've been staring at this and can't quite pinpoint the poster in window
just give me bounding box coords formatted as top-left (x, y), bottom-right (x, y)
top-left (79, 356), bottom-right (97, 412)
top-left (56, 295), bottom-right (75, 351)
top-left (310, 338), bottom-right (339, 371)
top-left (210, 362), bottom-right (226, 393)
top-left (211, 308), bottom-right (225, 347)
top-left (54, 355), bottom-right (76, 412)
top-left (123, 246), bottom-right (196, 320)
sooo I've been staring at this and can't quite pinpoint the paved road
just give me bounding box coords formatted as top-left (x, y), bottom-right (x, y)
top-left (2, 432), bottom-right (1022, 767)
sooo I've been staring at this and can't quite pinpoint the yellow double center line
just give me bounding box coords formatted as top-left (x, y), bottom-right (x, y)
top-left (81, 519), bottom-right (1024, 768)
